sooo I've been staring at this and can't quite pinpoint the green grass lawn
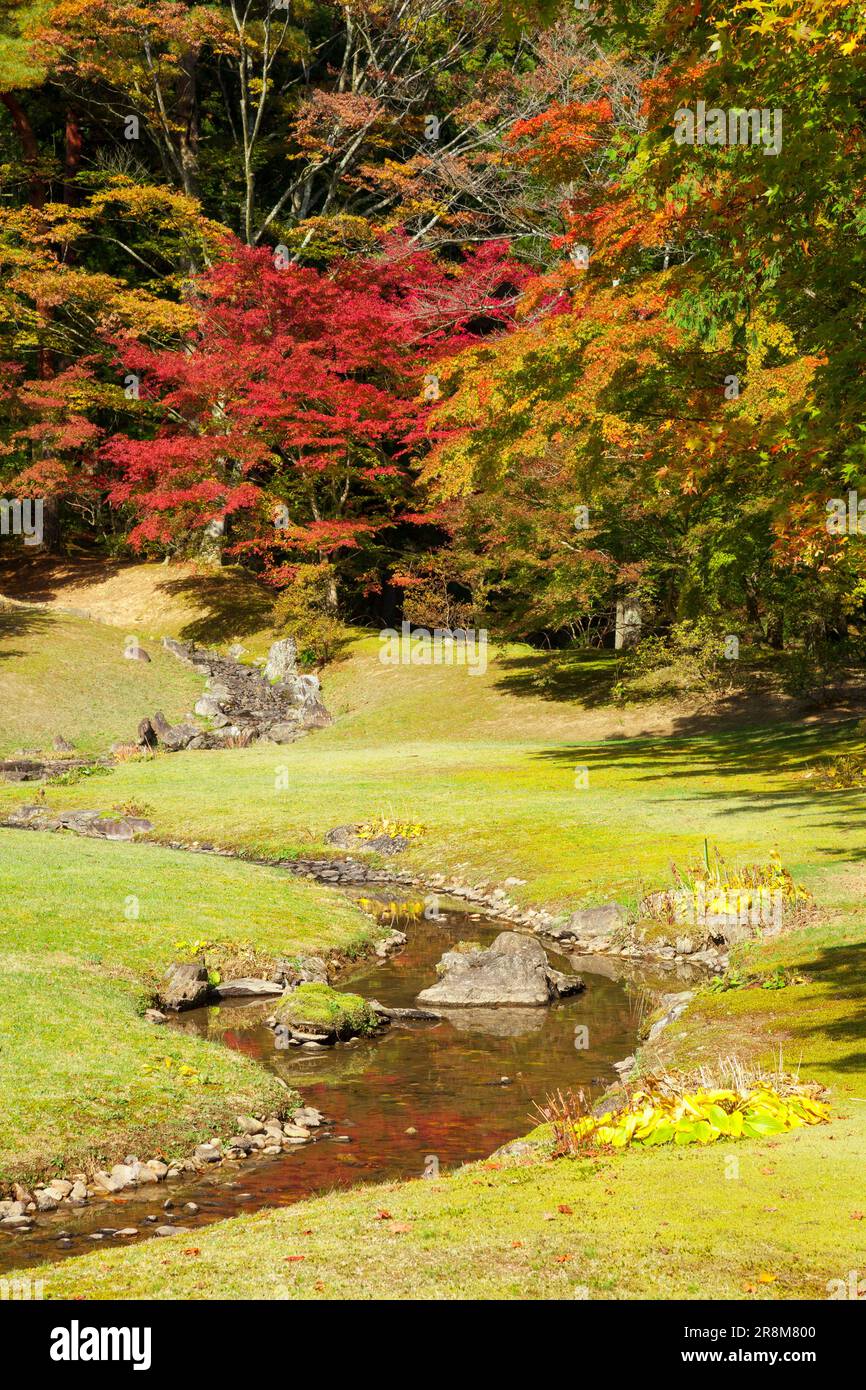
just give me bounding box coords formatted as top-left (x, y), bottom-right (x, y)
top-left (29, 1111), bottom-right (864, 1300)
top-left (0, 607), bottom-right (203, 756)
top-left (3, 587), bottom-right (866, 1298)
top-left (2, 635), bottom-right (861, 914)
top-left (0, 831), bottom-right (375, 1186)
top-left (27, 888), bottom-right (866, 1301)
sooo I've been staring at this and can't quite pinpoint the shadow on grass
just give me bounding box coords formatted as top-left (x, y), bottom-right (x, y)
top-left (533, 720), bottom-right (852, 782)
top-left (159, 572), bottom-right (275, 644)
top-left (531, 721), bottom-right (866, 855)
top-left (492, 649), bottom-right (617, 708)
top-left (0, 554), bottom-right (123, 603)
top-left (787, 942), bottom-right (866, 1078)
top-left (0, 603), bottom-right (52, 660)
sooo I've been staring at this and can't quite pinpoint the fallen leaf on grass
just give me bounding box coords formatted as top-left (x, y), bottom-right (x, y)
top-left (284, 1255), bottom-right (306, 1263)
top-left (375, 1210), bottom-right (393, 1220)
top-left (388, 1222), bottom-right (412, 1234)
top-left (182, 1248), bottom-right (200, 1257)
top-left (758, 1271), bottom-right (778, 1284)
top-left (558, 1204), bottom-right (573, 1215)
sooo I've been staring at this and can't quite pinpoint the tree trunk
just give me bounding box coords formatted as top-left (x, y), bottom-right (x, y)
top-left (177, 50), bottom-right (200, 198)
top-left (615, 595), bottom-right (642, 650)
top-left (1, 93), bottom-right (44, 206)
top-left (64, 108), bottom-right (83, 206)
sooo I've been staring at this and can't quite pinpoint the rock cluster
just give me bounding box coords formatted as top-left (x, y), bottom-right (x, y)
top-left (146, 636), bottom-right (332, 750)
top-left (0, 1107), bottom-right (328, 1233)
top-left (157, 953), bottom-right (337, 1012)
top-left (4, 804), bottom-right (153, 840)
top-left (326, 824), bottom-right (409, 856)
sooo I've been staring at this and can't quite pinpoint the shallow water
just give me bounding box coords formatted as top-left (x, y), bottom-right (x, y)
top-left (1, 901), bottom-right (655, 1274)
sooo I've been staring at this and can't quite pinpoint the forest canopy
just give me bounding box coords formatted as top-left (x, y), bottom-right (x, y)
top-left (1, 0), bottom-right (864, 663)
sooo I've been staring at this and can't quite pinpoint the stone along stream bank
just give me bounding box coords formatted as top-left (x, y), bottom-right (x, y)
top-left (0, 894), bottom-right (684, 1276)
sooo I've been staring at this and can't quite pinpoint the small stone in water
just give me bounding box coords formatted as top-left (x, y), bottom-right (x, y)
top-left (405, 1126), bottom-right (417, 1135)
top-left (184, 1202), bottom-right (199, 1214)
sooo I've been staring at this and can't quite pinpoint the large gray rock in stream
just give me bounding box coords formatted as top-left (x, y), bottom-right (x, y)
top-left (417, 932), bottom-right (584, 1008)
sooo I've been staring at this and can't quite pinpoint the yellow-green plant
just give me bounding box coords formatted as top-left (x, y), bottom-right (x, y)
top-left (537, 1075), bottom-right (829, 1156)
top-left (356, 817), bottom-right (424, 841)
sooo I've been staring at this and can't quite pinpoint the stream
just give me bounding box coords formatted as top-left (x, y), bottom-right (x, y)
top-left (1, 893), bottom-right (685, 1275)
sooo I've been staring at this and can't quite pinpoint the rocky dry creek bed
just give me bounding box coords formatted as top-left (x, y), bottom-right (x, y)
top-left (0, 880), bottom-right (710, 1276)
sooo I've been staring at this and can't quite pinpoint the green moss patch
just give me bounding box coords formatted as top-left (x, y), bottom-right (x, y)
top-left (275, 983), bottom-right (379, 1039)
